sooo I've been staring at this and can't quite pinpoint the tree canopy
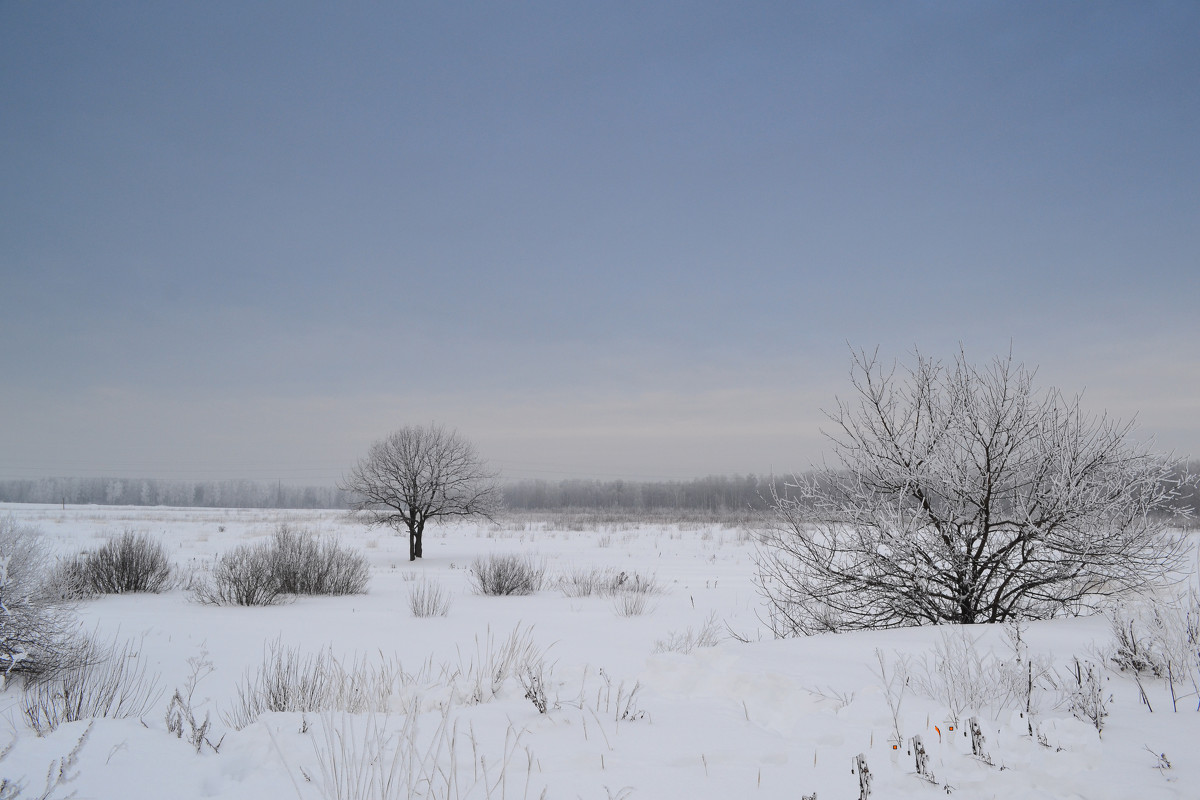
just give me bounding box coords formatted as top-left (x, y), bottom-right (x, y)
top-left (756, 348), bottom-right (1192, 634)
top-left (341, 424), bottom-right (500, 561)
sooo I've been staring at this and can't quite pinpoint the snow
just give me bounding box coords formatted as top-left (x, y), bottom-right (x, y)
top-left (1, 503), bottom-right (1197, 799)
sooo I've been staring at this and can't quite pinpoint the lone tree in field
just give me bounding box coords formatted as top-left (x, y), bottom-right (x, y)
top-left (756, 348), bottom-right (1191, 635)
top-left (341, 425), bottom-right (501, 561)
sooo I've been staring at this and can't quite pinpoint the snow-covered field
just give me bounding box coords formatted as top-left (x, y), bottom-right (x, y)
top-left (2, 503), bottom-right (1197, 799)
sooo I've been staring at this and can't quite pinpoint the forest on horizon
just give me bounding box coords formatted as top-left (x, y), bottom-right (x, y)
top-left (2, 467), bottom-right (1196, 518)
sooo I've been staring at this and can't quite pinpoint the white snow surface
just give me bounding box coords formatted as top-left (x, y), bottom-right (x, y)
top-left (1, 503), bottom-right (1197, 799)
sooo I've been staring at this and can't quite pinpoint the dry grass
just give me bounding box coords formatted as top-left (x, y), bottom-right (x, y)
top-left (408, 579), bottom-right (452, 617)
top-left (22, 636), bottom-right (163, 735)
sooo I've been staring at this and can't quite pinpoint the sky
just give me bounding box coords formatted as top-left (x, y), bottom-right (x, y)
top-left (2, 2), bottom-right (1198, 485)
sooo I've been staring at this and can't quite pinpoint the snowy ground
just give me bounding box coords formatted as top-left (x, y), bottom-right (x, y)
top-left (2, 503), bottom-right (1198, 799)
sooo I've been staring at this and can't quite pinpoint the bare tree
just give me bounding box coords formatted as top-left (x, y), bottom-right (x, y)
top-left (756, 348), bottom-right (1192, 635)
top-left (341, 425), bottom-right (501, 561)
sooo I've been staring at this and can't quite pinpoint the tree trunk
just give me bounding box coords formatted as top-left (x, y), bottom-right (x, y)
top-left (414, 520), bottom-right (424, 558)
top-left (408, 527), bottom-right (417, 561)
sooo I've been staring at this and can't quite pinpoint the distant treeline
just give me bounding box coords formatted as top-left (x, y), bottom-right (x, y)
top-left (1, 463), bottom-right (1195, 518)
top-left (501, 474), bottom-right (784, 513)
top-left (0, 474), bottom-right (785, 514)
top-left (0, 477), bottom-right (348, 509)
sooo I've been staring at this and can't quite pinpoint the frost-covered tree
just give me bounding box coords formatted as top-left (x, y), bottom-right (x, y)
top-left (341, 424), bottom-right (501, 561)
top-left (0, 517), bottom-right (72, 683)
top-left (756, 348), bottom-right (1192, 635)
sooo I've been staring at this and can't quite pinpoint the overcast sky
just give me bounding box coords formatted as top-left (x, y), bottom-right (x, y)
top-left (2, 2), bottom-right (1198, 485)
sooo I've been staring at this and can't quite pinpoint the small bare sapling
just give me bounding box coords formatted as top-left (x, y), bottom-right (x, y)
top-left (872, 649), bottom-right (909, 749)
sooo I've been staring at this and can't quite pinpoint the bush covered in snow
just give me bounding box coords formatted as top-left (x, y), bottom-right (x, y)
top-left (469, 553), bottom-right (546, 596)
top-left (63, 529), bottom-right (174, 595)
top-left (0, 516), bottom-right (75, 683)
top-left (192, 524), bottom-right (370, 606)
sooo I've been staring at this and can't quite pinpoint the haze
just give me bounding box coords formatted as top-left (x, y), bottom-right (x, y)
top-left (2, 2), bottom-right (1197, 485)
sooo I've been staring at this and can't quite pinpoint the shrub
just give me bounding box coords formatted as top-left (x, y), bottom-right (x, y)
top-left (192, 542), bottom-right (283, 606)
top-left (44, 554), bottom-right (99, 602)
top-left (75, 529), bottom-right (173, 594)
top-left (22, 636), bottom-right (162, 735)
top-left (1, 516), bottom-right (74, 683)
top-left (270, 524), bottom-right (370, 596)
top-left (191, 524), bottom-right (370, 606)
top-left (408, 579), bottom-right (452, 617)
top-left (469, 554), bottom-right (546, 596)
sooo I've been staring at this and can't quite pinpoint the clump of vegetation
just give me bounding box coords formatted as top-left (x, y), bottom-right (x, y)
top-left (556, 566), bottom-right (621, 597)
top-left (558, 566), bottom-right (660, 598)
top-left (653, 612), bottom-right (722, 653)
top-left (758, 348), bottom-right (1192, 635)
top-left (224, 640), bottom-right (408, 729)
top-left (1109, 604), bottom-right (1169, 677)
top-left (165, 648), bottom-right (224, 753)
top-left (553, 566), bottom-right (662, 616)
top-left (1063, 657), bottom-right (1111, 735)
top-left (44, 553), bottom-right (100, 602)
top-left (1, 516), bottom-right (75, 683)
top-left (408, 579), bottom-right (452, 617)
top-left (268, 524), bottom-right (371, 596)
top-left (192, 539), bottom-right (283, 606)
top-left (613, 591), bottom-right (654, 617)
top-left (22, 636), bottom-right (162, 735)
top-left (67, 529), bottom-right (174, 595)
top-left (469, 554), bottom-right (546, 596)
top-left (1108, 585), bottom-right (1200, 711)
top-left (450, 625), bottom-right (546, 707)
top-left (192, 524), bottom-right (370, 606)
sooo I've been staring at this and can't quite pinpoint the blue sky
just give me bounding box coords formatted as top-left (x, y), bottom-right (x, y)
top-left (2, 2), bottom-right (1198, 484)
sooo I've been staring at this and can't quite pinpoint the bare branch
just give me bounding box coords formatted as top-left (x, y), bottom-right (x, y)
top-left (756, 348), bottom-right (1192, 634)
top-left (340, 424), bottom-right (501, 561)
